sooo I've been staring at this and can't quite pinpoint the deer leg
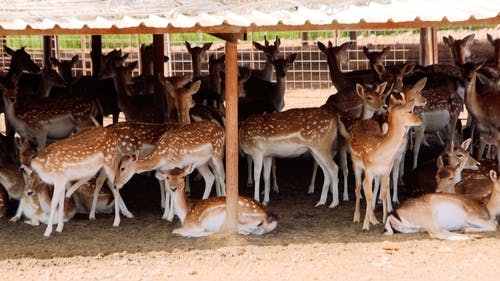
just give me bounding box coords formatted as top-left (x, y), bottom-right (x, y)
top-left (55, 183), bottom-right (68, 233)
top-left (262, 157), bottom-right (273, 206)
top-left (161, 179), bottom-right (174, 221)
top-left (252, 154), bottom-right (264, 203)
top-left (372, 176), bottom-right (380, 210)
top-left (271, 158), bottom-right (279, 194)
top-left (66, 178), bottom-right (91, 198)
top-left (210, 156), bottom-right (226, 197)
top-left (312, 148), bottom-right (338, 208)
top-left (246, 155), bottom-right (253, 187)
top-left (413, 125), bottom-right (425, 170)
top-left (158, 178), bottom-right (166, 209)
top-left (307, 161), bottom-right (318, 194)
top-left (353, 165), bottom-right (362, 223)
top-left (197, 164), bottom-right (215, 199)
top-left (391, 154), bottom-right (402, 204)
top-left (10, 199), bottom-right (25, 222)
top-left (362, 172), bottom-right (378, 230)
top-left (35, 130), bottom-right (48, 152)
top-left (339, 145), bottom-right (349, 201)
top-left (380, 173), bottom-right (391, 222)
top-left (463, 217), bottom-right (497, 233)
top-left (90, 170), bottom-right (107, 220)
top-left (427, 228), bottom-right (472, 241)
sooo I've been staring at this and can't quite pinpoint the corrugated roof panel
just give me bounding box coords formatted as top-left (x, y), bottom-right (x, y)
top-left (195, 13), bottom-right (224, 27)
top-left (248, 10), bottom-right (280, 26)
top-left (225, 12), bottom-right (252, 26)
top-left (115, 16), bottom-right (141, 29)
top-left (87, 17), bottom-right (113, 29)
top-left (144, 15), bottom-right (169, 28)
top-left (170, 13), bottom-right (197, 28)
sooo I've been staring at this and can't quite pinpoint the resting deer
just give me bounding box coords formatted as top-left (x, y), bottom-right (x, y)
top-left (339, 95), bottom-right (422, 230)
top-left (113, 121), bottom-right (226, 215)
top-left (317, 41), bottom-right (376, 91)
top-left (159, 165), bottom-right (277, 237)
top-left (0, 74), bottom-right (100, 151)
top-left (240, 107), bottom-right (340, 207)
top-left (11, 170), bottom-right (77, 226)
top-left (385, 169), bottom-right (500, 240)
top-left (435, 155), bottom-right (493, 201)
top-left (29, 126), bottom-right (131, 236)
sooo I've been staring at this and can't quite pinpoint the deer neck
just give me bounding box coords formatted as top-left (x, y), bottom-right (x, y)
top-left (464, 72), bottom-right (481, 119)
top-left (191, 58), bottom-right (203, 81)
top-left (485, 185), bottom-right (500, 217)
top-left (111, 73), bottom-right (134, 107)
top-left (274, 74), bottom-right (286, 111)
top-left (171, 189), bottom-right (190, 223)
top-left (209, 68), bottom-right (222, 96)
top-left (361, 106), bottom-right (376, 120)
top-left (376, 113), bottom-right (410, 160)
top-left (260, 61), bottom-right (274, 81)
top-left (36, 76), bottom-right (53, 98)
top-left (326, 55), bottom-right (349, 89)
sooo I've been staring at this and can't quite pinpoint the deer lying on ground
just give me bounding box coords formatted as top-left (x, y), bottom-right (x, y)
top-left (158, 165), bottom-right (277, 237)
top-left (385, 169), bottom-right (500, 240)
top-left (10, 170), bottom-right (77, 226)
top-left (435, 155), bottom-right (494, 201)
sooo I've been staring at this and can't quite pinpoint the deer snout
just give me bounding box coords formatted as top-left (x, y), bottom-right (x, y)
top-left (27, 190), bottom-right (34, 196)
top-left (8, 96), bottom-right (16, 103)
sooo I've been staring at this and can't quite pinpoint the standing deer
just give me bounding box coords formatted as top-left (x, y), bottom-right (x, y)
top-left (29, 126), bottom-right (130, 236)
top-left (158, 165), bottom-right (277, 237)
top-left (239, 107), bottom-right (340, 207)
top-left (339, 95), bottom-right (422, 230)
top-left (250, 35), bottom-right (281, 81)
top-left (0, 74), bottom-right (100, 151)
top-left (113, 121), bottom-right (226, 214)
top-left (50, 55), bottom-right (79, 83)
top-left (385, 169), bottom-right (500, 240)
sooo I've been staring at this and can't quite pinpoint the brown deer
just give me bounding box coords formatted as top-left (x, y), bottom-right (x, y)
top-left (317, 41), bottom-right (376, 91)
top-left (29, 126), bottom-right (128, 236)
top-left (49, 55), bottom-right (79, 83)
top-left (0, 185), bottom-right (7, 218)
top-left (461, 61), bottom-right (500, 162)
top-left (239, 107), bottom-right (339, 207)
top-left (250, 35), bottom-right (281, 81)
top-left (101, 59), bottom-right (165, 123)
top-left (158, 165), bottom-right (277, 237)
top-left (485, 33), bottom-right (500, 76)
top-left (113, 121), bottom-right (226, 213)
top-left (385, 169), bottom-right (500, 240)
top-left (10, 170), bottom-right (77, 226)
top-left (339, 95), bottom-right (422, 230)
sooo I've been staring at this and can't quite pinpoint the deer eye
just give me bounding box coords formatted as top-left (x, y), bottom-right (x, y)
top-left (257, 221), bottom-right (263, 227)
top-left (120, 167), bottom-right (125, 171)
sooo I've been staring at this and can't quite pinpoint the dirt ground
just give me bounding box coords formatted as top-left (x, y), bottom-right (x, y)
top-left (0, 90), bottom-right (499, 281)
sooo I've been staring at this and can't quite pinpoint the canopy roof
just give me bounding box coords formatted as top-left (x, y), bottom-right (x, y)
top-left (1, 0), bottom-right (499, 35)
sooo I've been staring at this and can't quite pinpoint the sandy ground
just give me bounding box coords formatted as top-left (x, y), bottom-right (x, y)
top-left (0, 89), bottom-right (499, 280)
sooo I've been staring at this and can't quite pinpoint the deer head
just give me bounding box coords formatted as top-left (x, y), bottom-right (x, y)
top-left (253, 35), bottom-right (281, 60)
top-left (487, 33), bottom-right (500, 68)
top-left (443, 34), bottom-right (475, 65)
top-left (4, 46), bottom-right (40, 74)
top-left (163, 79), bottom-right (201, 126)
top-left (49, 55), bottom-right (79, 82)
top-left (185, 41), bottom-right (213, 79)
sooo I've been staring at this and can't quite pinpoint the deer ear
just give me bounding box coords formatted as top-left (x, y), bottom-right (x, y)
top-left (131, 153), bottom-right (138, 162)
top-left (381, 47), bottom-right (391, 57)
top-left (401, 63), bottom-right (416, 75)
top-left (275, 36), bottom-right (281, 47)
top-left (412, 77), bottom-right (427, 92)
top-left (477, 73), bottom-right (489, 85)
top-left (163, 80), bottom-right (176, 99)
top-left (317, 41), bottom-right (326, 52)
top-left (373, 64), bottom-right (385, 77)
top-left (202, 42), bottom-right (213, 51)
top-left (461, 138), bottom-right (472, 150)
top-left (185, 41), bottom-right (192, 51)
top-left (189, 80), bottom-right (201, 95)
top-left (355, 83), bottom-right (364, 98)
top-left (287, 53), bottom-right (297, 64)
top-left (489, 170), bottom-right (497, 182)
top-left (487, 34), bottom-right (495, 45)
top-left (71, 55), bottom-right (79, 65)
top-left (5, 46), bottom-right (15, 56)
top-left (49, 57), bottom-right (59, 66)
top-left (375, 82), bottom-right (388, 94)
top-left (184, 164), bottom-right (196, 175)
top-left (463, 34), bottom-right (475, 45)
top-left (253, 41), bottom-right (264, 51)
top-left (362, 46), bottom-right (369, 56)
top-left (437, 155), bottom-right (444, 169)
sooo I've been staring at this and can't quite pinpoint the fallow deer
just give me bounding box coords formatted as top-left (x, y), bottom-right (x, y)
top-left (185, 41), bottom-right (214, 104)
top-left (461, 61), bottom-right (500, 162)
top-left (435, 155), bottom-right (493, 201)
top-left (101, 59), bottom-right (165, 123)
top-left (0, 163), bottom-right (24, 201)
top-left (250, 35), bottom-right (281, 81)
top-left (49, 55), bottom-right (79, 83)
top-left (29, 126), bottom-right (128, 236)
top-left (239, 107), bottom-right (340, 207)
top-left (113, 121), bottom-right (226, 216)
top-left (0, 74), bottom-right (100, 150)
top-left (485, 33), bottom-right (500, 76)
top-left (317, 41), bottom-right (376, 91)
top-left (159, 165), bottom-right (277, 237)
top-left (10, 170), bottom-right (77, 226)
top-left (405, 138), bottom-right (481, 197)
top-left (385, 169), bottom-right (500, 240)
top-left (339, 95), bottom-right (422, 230)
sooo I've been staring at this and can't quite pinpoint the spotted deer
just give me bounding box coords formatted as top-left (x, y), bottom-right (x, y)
top-left (113, 121), bottom-right (226, 215)
top-left (385, 169), bottom-right (500, 240)
top-left (240, 107), bottom-right (340, 207)
top-left (158, 165), bottom-right (277, 237)
top-left (0, 74), bottom-right (100, 151)
top-left (313, 81), bottom-right (390, 202)
top-left (339, 96), bottom-right (422, 230)
top-left (29, 126), bottom-right (129, 236)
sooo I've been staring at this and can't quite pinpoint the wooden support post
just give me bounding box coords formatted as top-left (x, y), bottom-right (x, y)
top-left (153, 34), bottom-right (166, 121)
top-left (420, 27), bottom-right (438, 66)
top-left (301, 32), bottom-right (309, 46)
top-left (43, 35), bottom-right (53, 67)
top-left (91, 35), bottom-right (102, 76)
top-left (225, 38), bottom-right (239, 234)
top-left (431, 27), bottom-right (438, 64)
